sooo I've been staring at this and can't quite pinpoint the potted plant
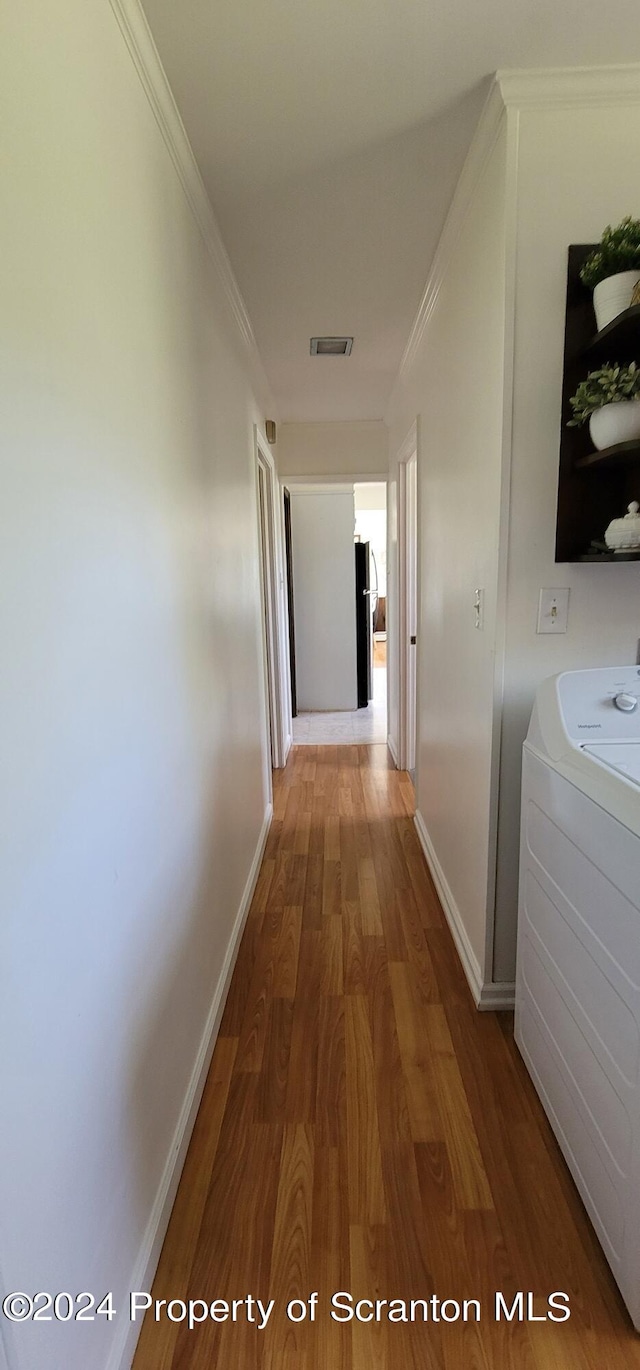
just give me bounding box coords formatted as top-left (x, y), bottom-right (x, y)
top-left (568, 361), bottom-right (640, 450)
top-left (580, 217), bottom-right (640, 330)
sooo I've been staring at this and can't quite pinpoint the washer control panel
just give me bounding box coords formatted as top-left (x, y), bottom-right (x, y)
top-left (557, 667), bottom-right (640, 742)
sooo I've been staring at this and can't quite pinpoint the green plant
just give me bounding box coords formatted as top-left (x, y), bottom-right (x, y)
top-left (568, 362), bottom-right (640, 426)
top-left (580, 217), bottom-right (640, 290)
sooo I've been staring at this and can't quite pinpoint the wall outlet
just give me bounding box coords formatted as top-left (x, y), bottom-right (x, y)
top-left (537, 587), bottom-right (569, 634)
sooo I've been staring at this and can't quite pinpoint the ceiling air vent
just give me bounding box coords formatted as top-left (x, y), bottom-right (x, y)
top-left (310, 336), bottom-right (353, 356)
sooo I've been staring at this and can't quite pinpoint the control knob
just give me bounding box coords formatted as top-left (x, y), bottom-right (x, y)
top-left (613, 692), bottom-right (638, 712)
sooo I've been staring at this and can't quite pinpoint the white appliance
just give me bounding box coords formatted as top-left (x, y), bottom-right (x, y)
top-left (516, 666), bottom-right (640, 1329)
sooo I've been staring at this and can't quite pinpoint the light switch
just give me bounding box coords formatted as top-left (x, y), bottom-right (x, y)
top-left (537, 587), bottom-right (569, 634)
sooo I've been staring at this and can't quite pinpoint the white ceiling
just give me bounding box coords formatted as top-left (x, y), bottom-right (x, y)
top-left (141, 0), bottom-right (640, 421)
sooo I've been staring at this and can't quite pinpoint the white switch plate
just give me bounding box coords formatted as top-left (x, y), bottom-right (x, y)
top-left (537, 587), bottom-right (569, 634)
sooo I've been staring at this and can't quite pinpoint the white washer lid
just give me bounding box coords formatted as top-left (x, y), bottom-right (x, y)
top-left (583, 743), bottom-right (640, 789)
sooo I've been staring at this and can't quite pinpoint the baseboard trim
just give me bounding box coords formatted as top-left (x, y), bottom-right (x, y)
top-left (413, 809), bottom-right (483, 1004)
top-left (387, 734), bottom-right (399, 767)
top-left (107, 802), bottom-right (273, 1370)
top-left (413, 810), bottom-right (515, 1011)
top-left (476, 979), bottom-right (516, 1011)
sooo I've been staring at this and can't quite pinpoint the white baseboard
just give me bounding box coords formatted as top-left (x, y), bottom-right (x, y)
top-left (477, 979), bottom-right (515, 1010)
top-left (387, 733), bottom-right (399, 767)
top-left (413, 809), bottom-right (514, 1012)
top-left (108, 802), bottom-right (273, 1370)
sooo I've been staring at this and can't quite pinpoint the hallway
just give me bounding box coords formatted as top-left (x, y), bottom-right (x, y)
top-left (133, 746), bottom-right (640, 1370)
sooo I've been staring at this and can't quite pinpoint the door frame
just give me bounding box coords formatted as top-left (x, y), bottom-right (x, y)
top-left (396, 421), bottom-right (419, 775)
top-left (282, 486), bottom-right (297, 718)
top-left (255, 429), bottom-right (291, 776)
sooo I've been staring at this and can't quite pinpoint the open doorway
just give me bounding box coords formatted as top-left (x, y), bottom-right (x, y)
top-left (289, 480), bottom-right (387, 745)
top-left (354, 481), bottom-right (387, 727)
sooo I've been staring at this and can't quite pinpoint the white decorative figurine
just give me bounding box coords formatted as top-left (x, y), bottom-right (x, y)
top-left (604, 500), bottom-right (640, 552)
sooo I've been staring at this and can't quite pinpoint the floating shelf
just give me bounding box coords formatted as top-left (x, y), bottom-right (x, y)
top-left (581, 305), bottom-right (640, 362)
top-left (575, 439), bottom-right (640, 470)
top-left (578, 550), bottom-right (640, 562)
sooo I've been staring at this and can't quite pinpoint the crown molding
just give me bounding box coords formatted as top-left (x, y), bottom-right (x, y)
top-left (108, 0), bottom-right (275, 414)
top-left (388, 78), bottom-right (507, 401)
top-left (279, 419), bottom-right (386, 432)
top-left (496, 64), bottom-right (640, 109)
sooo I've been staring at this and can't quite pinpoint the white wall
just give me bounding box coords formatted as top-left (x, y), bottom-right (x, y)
top-left (387, 75), bottom-right (640, 1002)
top-left (290, 488), bottom-right (357, 710)
top-left (387, 118), bottom-right (509, 991)
top-left (1, 3), bottom-right (272, 1368)
top-left (493, 97), bottom-right (640, 981)
top-left (278, 420), bottom-right (388, 478)
top-left (354, 482), bottom-right (388, 511)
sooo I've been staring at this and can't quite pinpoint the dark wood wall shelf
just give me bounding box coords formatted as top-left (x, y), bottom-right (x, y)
top-left (579, 550), bottom-right (640, 562)
top-left (581, 305), bottom-right (640, 362)
top-left (555, 246), bottom-right (640, 562)
top-left (575, 439), bottom-right (640, 470)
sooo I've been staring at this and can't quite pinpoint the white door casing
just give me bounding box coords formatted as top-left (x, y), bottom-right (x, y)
top-left (255, 429), bottom-right (292, 776)
top-left (396, 421), bottom-right (419, 777)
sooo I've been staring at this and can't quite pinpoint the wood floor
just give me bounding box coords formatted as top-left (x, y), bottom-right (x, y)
top-left (373, 637), bottom-right (387, 667)
top-left (133, 744), bottom-right (640, 1369)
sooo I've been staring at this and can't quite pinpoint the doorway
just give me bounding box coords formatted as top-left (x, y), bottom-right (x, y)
top-left (354, 481), bottom-right (387, 727)
top-left (289, 480), bottom-right (387, 745)
top-left (397, 425), bottom-right (418, 780)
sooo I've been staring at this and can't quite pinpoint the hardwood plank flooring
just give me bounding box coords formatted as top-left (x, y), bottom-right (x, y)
top-left (133, 744), bottom-right (640, 1369)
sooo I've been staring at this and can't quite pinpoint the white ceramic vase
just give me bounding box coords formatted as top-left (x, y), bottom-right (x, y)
top-left (589, 398), bottom-right (640, 451)
top-left (593, 270), bottom-right (640, 330)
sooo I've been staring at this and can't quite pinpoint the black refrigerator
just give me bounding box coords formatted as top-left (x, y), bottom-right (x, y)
top-left (354, 541), bottom-right (372, 708)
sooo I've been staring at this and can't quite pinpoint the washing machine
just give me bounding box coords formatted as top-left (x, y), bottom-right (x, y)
top-left (516, 666), bottom-right (640, 1329)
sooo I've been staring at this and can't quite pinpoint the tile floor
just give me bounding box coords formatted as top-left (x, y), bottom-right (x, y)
top-left (292, 665), bottom-right (387, 745)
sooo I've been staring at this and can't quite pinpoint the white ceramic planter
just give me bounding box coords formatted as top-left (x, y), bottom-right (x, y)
top-left (589, 398), bottom-right (640, 451)
top-left (593, 270), bottom-right (640, 330)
